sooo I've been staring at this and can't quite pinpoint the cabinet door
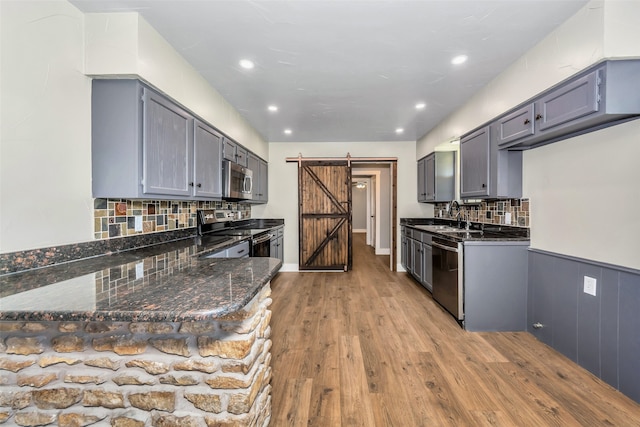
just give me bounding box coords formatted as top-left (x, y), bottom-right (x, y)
top-left (276, 236), bottom-right (284, 262)
top-left (411, 238), bottom-right (423, 280)
top-left (142, 89), bottom-right (193, 197)
top-left (222, 138), bottom-right (236, 162)
top-left (247, 153), bottom-right (261, 199)
top-left (235, 146), bottom-right (248, 167)
top-left (401, 234), bottom-right (407, 269)
top-left (193, 121), bottom-right (223, 199)
top-left (258, 159), bottom-right (268, 202)
top-left (497, 103), bottom-right (535, 147)
top-left (537, 70), bottom-right (600, 132)
top-left (460, 126), bottom-right (490, 198)
top-left (417, 158), bottom-right (427, 202)
top-left (425, 154), bottom-right (436, 201)
top-left (422, 243), bottom-right (432, 292)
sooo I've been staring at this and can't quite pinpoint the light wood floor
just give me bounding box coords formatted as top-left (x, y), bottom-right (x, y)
top-left (269, 233), bottom-right (640, 426)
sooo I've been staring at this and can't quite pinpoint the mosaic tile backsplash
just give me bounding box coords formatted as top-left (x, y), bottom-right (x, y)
top-left (434, 198), bottom-right (530, 227)
top-left (94, 199), bottom-right (252, 240)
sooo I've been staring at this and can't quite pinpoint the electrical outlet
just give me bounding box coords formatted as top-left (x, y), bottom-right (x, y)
top-left (135, 262), bottom-right (144, 280)
top-left (583, 276), bottom-right (597, 296)
top-left (135, 216), bottom-right (143, 232)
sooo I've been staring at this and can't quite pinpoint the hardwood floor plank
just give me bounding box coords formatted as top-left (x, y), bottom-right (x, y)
top-left (339, 335), bottom-right (376, 426)
top-left (269, 233), bottom-right (640, 426)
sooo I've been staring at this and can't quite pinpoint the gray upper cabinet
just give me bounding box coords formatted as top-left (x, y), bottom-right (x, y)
top-left (92, 79), bottom-right (222, 201)
top-left (235, 146), bottom-right (248, 167)
top-left (222, 138), bottom-right (237, 162)
top-left (460, 125), bottom-right (522, 199)
top-left (142, 88), bottom-right (193, 197)
top-left (417, 151), bottom-right (455, 203)
top-left (460, 127), bottom-right (491, 198)
top-left (247, 152), bottom-right (268, 204)
top-left (497, 59), bottom-right (640, 150)
top-left (193, 120), bottom-right (223, 199)
top-left (417, 157), bottom-right (427, 202)
top-left (222, 137), bottom-right (249, 167)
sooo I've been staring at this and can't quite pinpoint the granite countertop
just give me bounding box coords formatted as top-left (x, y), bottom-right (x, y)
top-left (0, 235), bottom-right (282, 323)
top-left (401, 218), bottom-right (530, 242)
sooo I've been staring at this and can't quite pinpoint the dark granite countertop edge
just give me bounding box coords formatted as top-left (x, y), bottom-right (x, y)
top-left (0, 258), bottom-right (282, 323)
top-left (401, 217), bottom-right (530, 242)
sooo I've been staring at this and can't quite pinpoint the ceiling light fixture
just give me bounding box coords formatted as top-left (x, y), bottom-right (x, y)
top-left (451, 55), bottom-right (468, 65)
top-left (268, 105), bottom-right (278, 112)
top-left (239, 59), bottom-right (255, 69)
top-left (284, 129), bottom-right (292, 135)
top-left (395, 128), bottom-right (404, 134)
top-left (415, 102), bottom-right (426, 110)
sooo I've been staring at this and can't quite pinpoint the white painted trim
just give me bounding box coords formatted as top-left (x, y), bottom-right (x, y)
top-left (375, 248), bottom-right (390, 255)
top-left (397, 264), bottom-right (407, 272)
top-left (352, 170), bottom-right (382, 253)
top-left (353, 229), bottom-right (367, 233)
top-left (279, 264), bottom-right (300, 272)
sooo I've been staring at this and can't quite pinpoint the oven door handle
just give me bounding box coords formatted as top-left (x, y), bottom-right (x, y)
top-left (253, 234), bottom-right (273, 245)
top-left (432, 242), bottom-right (458, 253)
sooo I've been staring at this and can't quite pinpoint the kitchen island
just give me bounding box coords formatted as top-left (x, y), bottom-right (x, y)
top-left (0, 239), bottom-right (281, 426)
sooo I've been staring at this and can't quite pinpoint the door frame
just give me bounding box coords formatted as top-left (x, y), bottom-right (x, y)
top-left (352, 170), bottom-right (381, 252)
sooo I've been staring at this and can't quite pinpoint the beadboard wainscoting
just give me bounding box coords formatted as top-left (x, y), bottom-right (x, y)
top-left (528, 249), bottom-right (640, 403)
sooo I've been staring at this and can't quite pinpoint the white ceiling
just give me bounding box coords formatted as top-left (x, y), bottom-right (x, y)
top-left (71, 0), bottom-right (589, 143)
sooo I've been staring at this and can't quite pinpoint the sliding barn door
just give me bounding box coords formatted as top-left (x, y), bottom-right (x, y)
top-left (299, 161), bottom-right (352, 271)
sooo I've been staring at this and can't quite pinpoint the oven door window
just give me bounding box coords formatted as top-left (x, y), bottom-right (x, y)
top-left (252, 234), bottom-right (272, 257)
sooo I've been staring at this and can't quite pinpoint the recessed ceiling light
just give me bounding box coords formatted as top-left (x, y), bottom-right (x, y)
top-left (284, 129), bottom-right (292, 135)
top-left (395, 128), bottom-right (404, 134)
top-left (268, 105), bottom-right (278, 112)
top-left (415, 102), bottom-right (426, 110)
top-left (239, 59), bottom-right (255, 69)
top-left (451, 55), bottom-right (468, 65)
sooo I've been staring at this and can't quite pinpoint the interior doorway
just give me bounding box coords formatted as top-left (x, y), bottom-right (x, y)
top-left (352, 161), bottom-right (396, 271)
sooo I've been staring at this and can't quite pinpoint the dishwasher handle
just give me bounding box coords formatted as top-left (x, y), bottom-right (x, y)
top-left (432, 241), bottom-right (458, 253)
top-left (253, 233), bottom-right (273, 245)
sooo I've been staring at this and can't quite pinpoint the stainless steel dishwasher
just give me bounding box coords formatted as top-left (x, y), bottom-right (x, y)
top-left (431, 237), bottom-right (464, 321)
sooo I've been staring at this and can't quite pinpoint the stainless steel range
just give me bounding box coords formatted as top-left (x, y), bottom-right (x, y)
top-left (197, 209), bottom-right (273, 257)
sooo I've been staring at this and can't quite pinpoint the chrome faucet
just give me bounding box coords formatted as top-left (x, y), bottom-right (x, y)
top-left (448, 200), bottom-right (459, 218)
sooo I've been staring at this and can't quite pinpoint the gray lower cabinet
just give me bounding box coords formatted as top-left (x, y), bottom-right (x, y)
top-left (497, 59), bottom-right (640, 150)
top-left (463, 241), bottom-right (529, 331)
top-left (417, 152), bottom-right (455, 203)
top-left (460, 125), bottom-right (522, 199)
top-left (402, 227), bottom-right (432, 292)
top-left (248, 153), bottom-right (268, 203)
top-left (270, 227), bottom-right (284, 263)
top-left (421, 239), bottom-right (433, 292)
top-left (92, 79), bottom-right (223, 201)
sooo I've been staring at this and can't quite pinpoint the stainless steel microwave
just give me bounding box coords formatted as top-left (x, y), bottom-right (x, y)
top-left (222, 160), bottom-right (253, 200)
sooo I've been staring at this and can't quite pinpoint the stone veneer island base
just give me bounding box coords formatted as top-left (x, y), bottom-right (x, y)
top-left (0, 284), bottom-right (272, 427)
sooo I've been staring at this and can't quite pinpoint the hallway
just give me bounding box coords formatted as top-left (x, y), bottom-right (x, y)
top-left (269, 233), bottom-right (640, 426)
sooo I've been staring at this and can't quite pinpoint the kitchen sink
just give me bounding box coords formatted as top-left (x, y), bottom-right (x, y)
top-left (440, 229), bottom-right (483, 234)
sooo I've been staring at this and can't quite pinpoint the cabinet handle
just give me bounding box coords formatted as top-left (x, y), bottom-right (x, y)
top-left (197, 183), bottom-right (202, 188)
top-left (189, 182), bottom-right (194, 187)
top-left (532, 322), bottom-right (544, 329)
top-left (535, 114), bottom-right (543, 121)
top-left (524, 119), bottom-right (530, 125)
top-left (482, 183), bottom-right (486, 188)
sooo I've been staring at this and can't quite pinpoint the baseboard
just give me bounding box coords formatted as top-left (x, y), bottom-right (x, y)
top-left (397, 264), bottom-right (406, 272)
top-left (353, 229), bottom-right (366, 233)
top-left (375, 248), bottom-right (390, 255)
top-left (279, 263), bottom-right (299, 272)
top-left (278, 264), bottom-right (348, 273)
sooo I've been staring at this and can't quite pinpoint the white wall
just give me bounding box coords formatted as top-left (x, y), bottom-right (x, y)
top-left (262, 141), bottom-right (429, 269)
top-left (1, 0), bottom-right (93, 252)
top-left (84, 13), bottom-right (268, 159)
top-left (352, 185), bottom-right (367, 231)
top-left (417, 0), bottom-right (640, 269)
top-left (0, 1), bottom-right (267, 253)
